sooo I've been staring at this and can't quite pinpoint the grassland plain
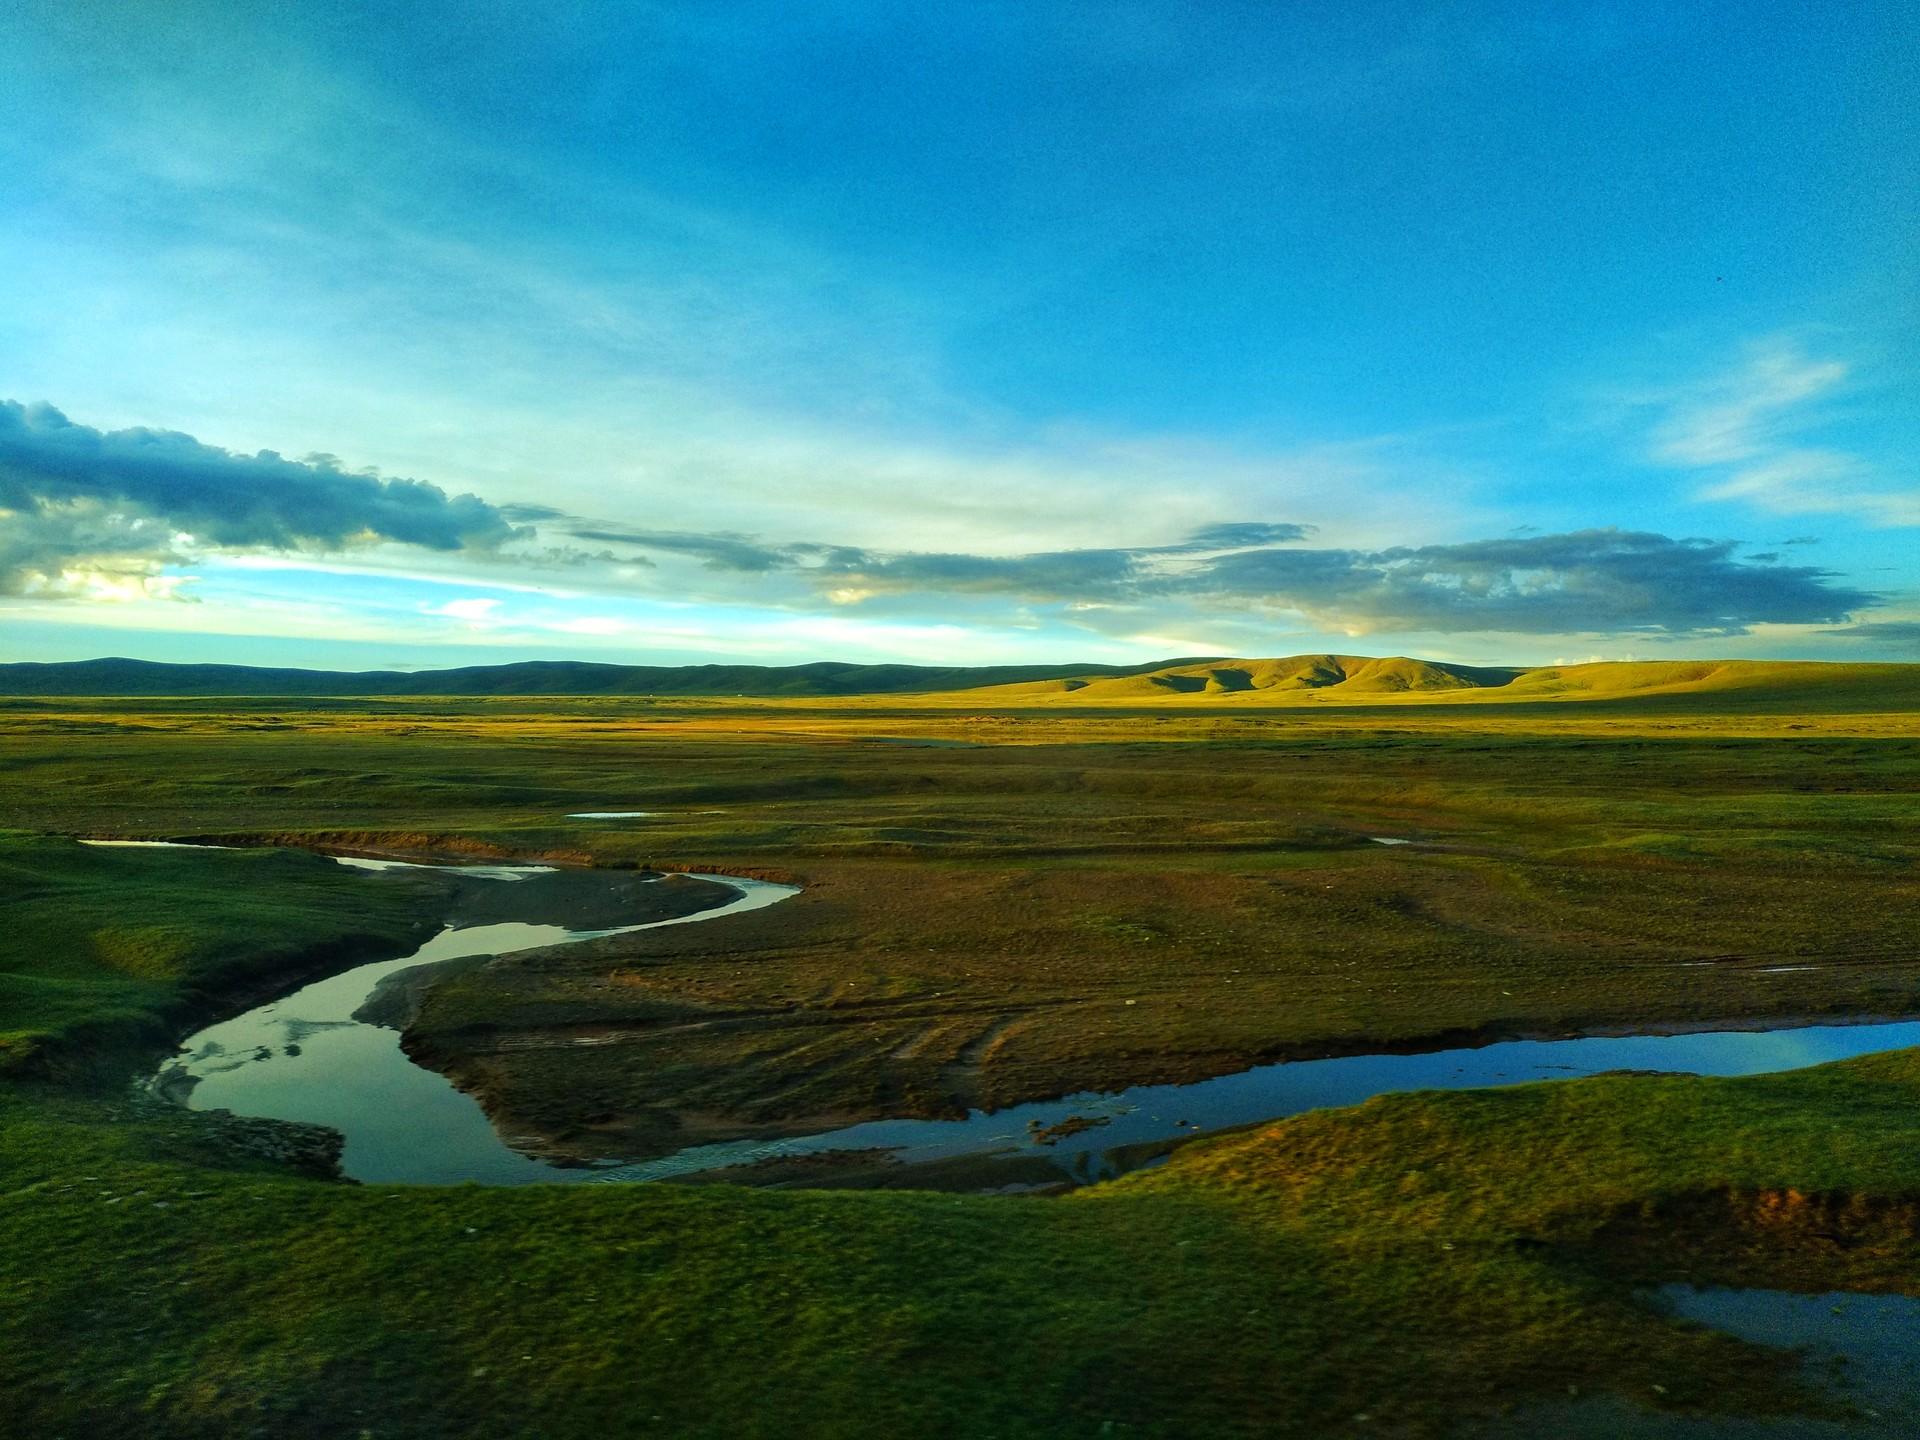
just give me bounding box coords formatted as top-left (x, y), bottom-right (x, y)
top-left (4, 688), bottom-right (1912, 1161)
top-left (0, 678), bottom-right (1917, 1435)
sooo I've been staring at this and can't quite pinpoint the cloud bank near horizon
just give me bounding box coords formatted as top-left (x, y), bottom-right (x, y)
top-left (0, 399), bottom-right (1881, 642)
top-left (0, 401), bottom-right (522, 598)
top-left (561, 519), bottom-right (1872, 638)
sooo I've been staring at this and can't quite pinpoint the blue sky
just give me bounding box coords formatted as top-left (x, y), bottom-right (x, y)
top-left (1, 1), bottom-right (1915, 669)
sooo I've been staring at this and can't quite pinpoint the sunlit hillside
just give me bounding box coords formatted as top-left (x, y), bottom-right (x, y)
top-left (936, 656), bottom-right (1920, 709)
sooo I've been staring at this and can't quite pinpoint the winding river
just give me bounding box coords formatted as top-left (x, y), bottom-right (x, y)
top-left (118, 844), bottom-right (1920, 1189)
top-left (136, 849), bottom-right (798, 1185)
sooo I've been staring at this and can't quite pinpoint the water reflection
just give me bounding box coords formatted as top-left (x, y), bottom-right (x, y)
top-left (157, 870), bottom-right (798, 1185)
top-left (587, 1019), bottom-right (1920, 1185)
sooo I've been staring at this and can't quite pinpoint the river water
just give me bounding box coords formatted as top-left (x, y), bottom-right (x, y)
top-left (147, 854), bottom-right (797, 1184)
top-left (128, 844), bottom-right (1920, 1190)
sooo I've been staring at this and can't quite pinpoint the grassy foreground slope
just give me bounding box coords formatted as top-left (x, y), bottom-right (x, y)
top-left (0, 839), bottom-right (1917, 1437)
top-left (5, 982), bottom-right (1920, 1436)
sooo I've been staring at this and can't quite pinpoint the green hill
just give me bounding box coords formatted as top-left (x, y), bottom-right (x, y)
top-left (952, 655), bottom-right (1920, 709)
top-left (1, 653), bottom-right (1915, 709)
top-left (985, 653), bottom-right (1522, 700)
top-left (0, 655), bottom-right (1212, 698)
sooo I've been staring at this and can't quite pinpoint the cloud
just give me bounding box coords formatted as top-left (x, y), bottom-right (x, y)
top-left (1700, 452), bottom-right (1920, 527)
top-left (1188, 529), bottom-right (1872, 635)
top-left (0, 400), bottom-right (525, 596)
top-left (556, 520), bottom-right (1327, 605)
top-left (1651, 345), bottom-right (1847, 467)
top-left (550, 518), bottom-right (1877, 638)
top-left (428, 597), bottom-right (503, 622)
top-left (1647, 341), bottom-right (1918, 527)
top-left (827, 547), bottom-right (1144, 602)
top-left (1819, 620), bottom-right (1920, 651)
top-left (1164, 521), bottom-right (1315, 551)
top-left (0, 401), bottom-right (1875, 642)
top-left (565, 527), bottom-right (792, 572)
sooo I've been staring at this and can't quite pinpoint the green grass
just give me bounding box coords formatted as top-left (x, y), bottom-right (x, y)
top-left (2, 693), bottom-right (1918, 1434)
top-left (908, 656), bottom-right (1920, 709)
top-left (2, 701), bottom-right (1916, 1159)
top-left (5, 1041), bottom-right (1920, 1437)
top-left (0, 833), bottom-right (439, 1078)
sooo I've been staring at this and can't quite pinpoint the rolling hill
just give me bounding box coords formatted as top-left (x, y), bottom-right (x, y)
top-left (956, 656), bottom-right (1920, 709)
top-left (0, 655), bottom-right (1210, 698)
top-left (0, 653), bottom-right (1914, 709)
top-left (971, 654), bottom-right (1523, 700)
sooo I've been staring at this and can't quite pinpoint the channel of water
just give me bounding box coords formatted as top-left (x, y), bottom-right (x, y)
top-left (113, 843), bottom-right (1920, 1191)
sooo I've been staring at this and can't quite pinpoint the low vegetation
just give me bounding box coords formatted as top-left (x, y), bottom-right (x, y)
top-left (6, 1001), bottom-right (1920, 1436)
top-left (1, 674), bottom-right (1916, 1434)
top-left (0, 834), bottom-right (440, 1079)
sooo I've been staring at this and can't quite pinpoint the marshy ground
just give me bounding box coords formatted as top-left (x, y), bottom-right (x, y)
top-left (1, 687), bottom-right (1916, 1436)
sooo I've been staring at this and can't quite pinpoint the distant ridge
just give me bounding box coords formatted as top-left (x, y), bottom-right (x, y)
top-left (0, 653), bottom-right (1914, 708)
top-left (0, 655), bottom-right (1216, 698)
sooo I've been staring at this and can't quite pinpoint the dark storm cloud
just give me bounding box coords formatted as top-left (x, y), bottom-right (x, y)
top-left (567, 527), bottom-right (1148, 599)
top-left (0, 400), bottom-right (525, 594)
top-left (560, 519), bottom-right (1315, 596)
top-left (563, 520), bottom-right (1311, 604)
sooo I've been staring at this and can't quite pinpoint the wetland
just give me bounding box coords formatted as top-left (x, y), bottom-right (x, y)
top-left (2, 683), bottom-right (1918, 1437)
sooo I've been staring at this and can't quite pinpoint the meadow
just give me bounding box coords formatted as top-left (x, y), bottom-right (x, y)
top-left (1, 678), bottom-right (1917, 1435)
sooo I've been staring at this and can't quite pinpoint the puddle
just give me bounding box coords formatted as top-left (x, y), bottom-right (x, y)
top-left (1486, 1289), bottom-right (1920, 1437)
top-left (1660, 1287), bottom-right (1920, 1433)
top-left (332, 855), bottom-right (556, 882)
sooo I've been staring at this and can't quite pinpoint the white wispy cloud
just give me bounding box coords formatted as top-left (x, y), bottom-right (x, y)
top-left (427, 597), bottom-right (504, 624)
top-left (1649, 339), bottom-right (1917, 526)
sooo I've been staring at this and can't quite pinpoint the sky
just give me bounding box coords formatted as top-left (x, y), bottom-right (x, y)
top-left (0, 0), bottom-right (1915, 672)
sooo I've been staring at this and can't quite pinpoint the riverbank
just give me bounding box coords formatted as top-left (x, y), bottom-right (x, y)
top-left (3, 831), bottom-right (1917, 1437)
top-left (153, 860), bottom-right (791, 1185)
top-left (8, 1035), bottom-right (1920, 1437)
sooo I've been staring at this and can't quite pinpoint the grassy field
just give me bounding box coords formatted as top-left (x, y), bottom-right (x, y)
top-left (6, 990), bottom-right (1920, 1436)
top-left (0, 834), bottom-right (449, 1081)
top-left (3, 693), bottom-right (1913, 1160)
top-left (1, 683), bottom-right (1917, 1434)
